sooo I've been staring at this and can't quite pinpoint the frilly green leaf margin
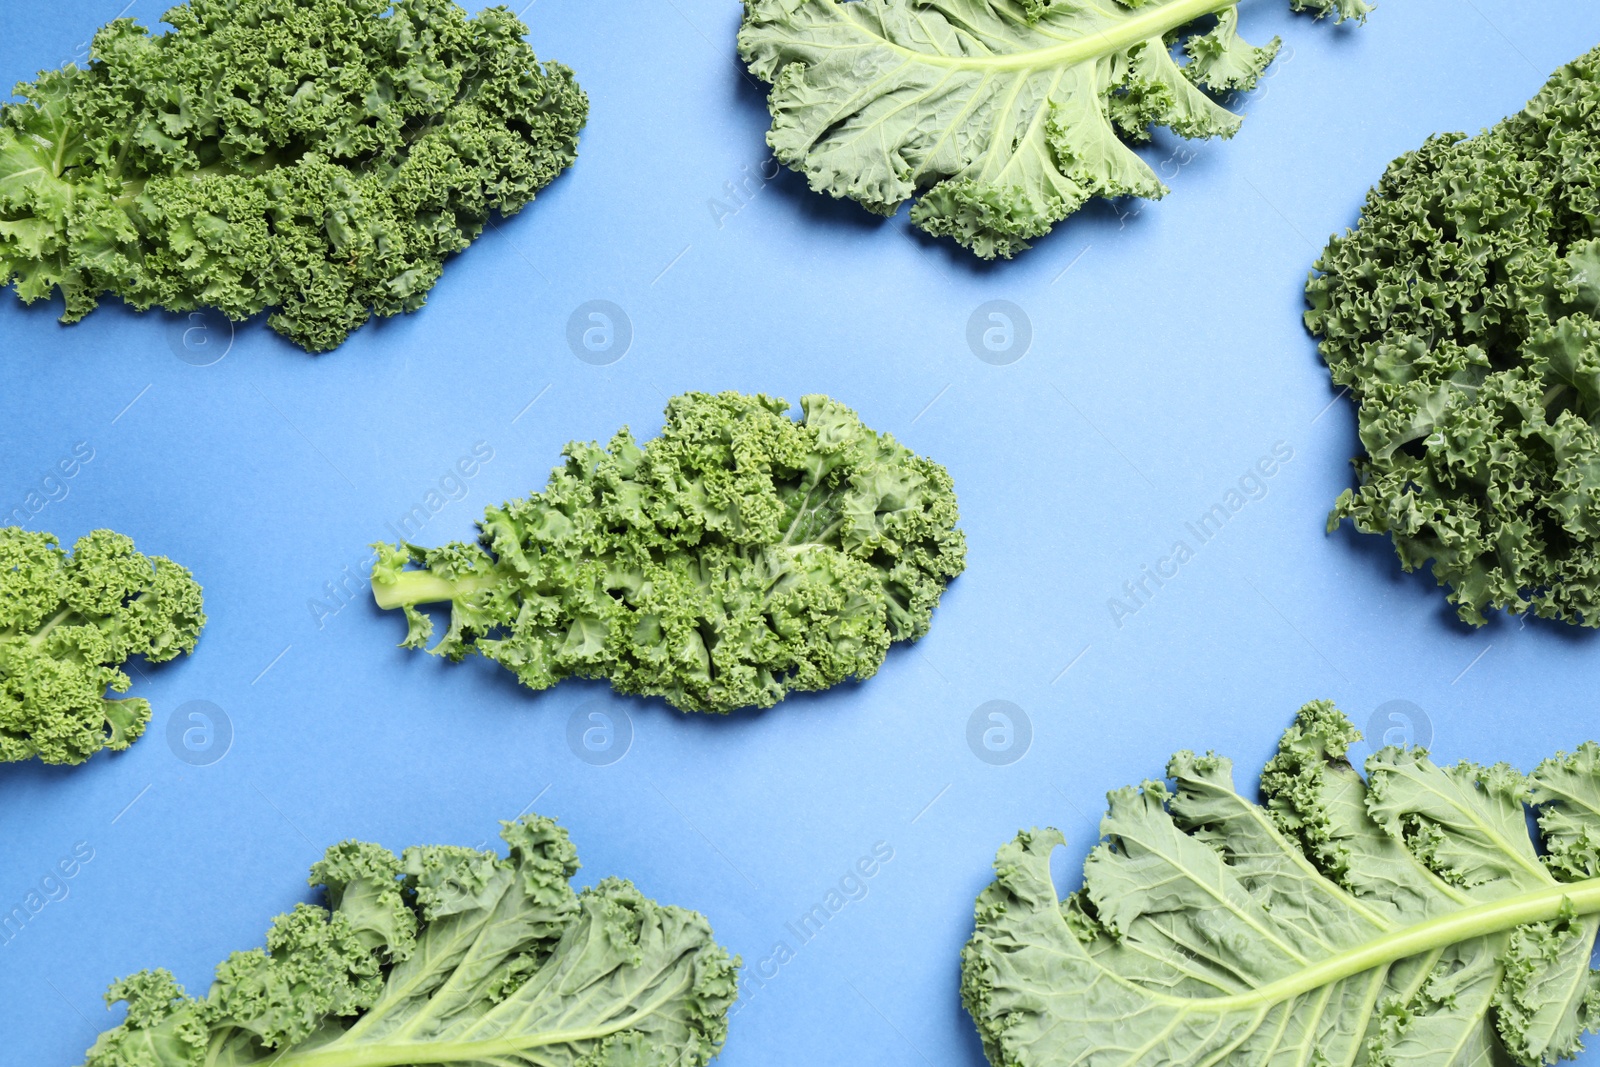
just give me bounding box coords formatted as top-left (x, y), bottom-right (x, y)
top-left (80, 814), bottom-right (740, 1067)
top-left (737, 0), bottom-right (1369, 259)
top-left (962, 701), bottom-right (1600, 1067)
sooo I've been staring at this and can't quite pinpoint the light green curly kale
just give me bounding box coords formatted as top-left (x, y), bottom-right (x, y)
top-left (371, 391), bottom-right (966, 713)
top-left (0, 0), bottom-right (586, 352)
top-left (0, 527), bottom-right (204, 765)
top-left (738, 0), bottom-right (1368, 259)
top-left (963, 700), bottom-right (1600, 1067)
top-left (1307, 46), bottom-right (1600, 628)
top-left (80, 814), bottom-right (740, 1067)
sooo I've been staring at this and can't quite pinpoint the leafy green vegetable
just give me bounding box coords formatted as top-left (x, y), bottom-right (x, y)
top-left (371, 391), bottom-right (965, 713)
top-left (737, 0), bottom-right (1367, 260)
top-left (963, 701), bottom-right (1600, 1067)
top-left (0, 0), bottom-right (586, 353)
top-left (80, 814), bottom-right (740, 1067)
top-left (0, 527), bottom-right (204, 765)
top-left (1307, 47), bottom-right (1600, 627)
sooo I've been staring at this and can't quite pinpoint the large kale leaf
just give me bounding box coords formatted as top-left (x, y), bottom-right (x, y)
top-left (371, 391), bottom-right (966, 713)
top-left (738, 0), bottom-right (1367, 259)
top-left (81, 815), bottom-right (739, 1066)
top-left (1307, 46), bottom-right (1600, 626)
top-left (0, 0), bottom-right (586, 352)
top-left (964, 701), bottom-right (1600, 1067)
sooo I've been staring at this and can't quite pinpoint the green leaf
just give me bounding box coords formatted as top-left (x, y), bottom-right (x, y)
top-left (738, 0), bottom-right (1366, 259)
top-left (369, 392), bottom-right (966, 713)
top-left (1184, 9), bottom-right (1281, 92)
top-left (1306, 45), bottom-right (1600, 627)
top-left (963, 701), bottom-right (1600, 1067)
top-left (0, 527), bottom-right (205, 765)
top-left (80, 815), bottom-right (740, 1067)
top-left (0, 0), bottom-right (587, 352)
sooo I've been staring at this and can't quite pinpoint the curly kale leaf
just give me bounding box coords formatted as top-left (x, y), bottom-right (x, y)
top-left (963, 701), bottom-right (1600, 1067)
top-left (0, 527), bottom-right (204, 765)
top-left (80, 814), bottom-right (740, 1067)
top-left (737, 0), bottom-right (1367, 260)
top-left (1306, 46), bottom-right (1600, 627)
top-left (0, 0), bottom-right (586, 353)
top-left (370, 391), bottom-right (966, 713)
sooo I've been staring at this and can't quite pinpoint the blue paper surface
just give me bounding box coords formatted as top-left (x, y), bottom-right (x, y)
top-left (5, 1), bottom-right (1600, 1063)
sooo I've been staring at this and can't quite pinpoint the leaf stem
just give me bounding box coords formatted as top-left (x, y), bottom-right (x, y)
top-left (266, 1029), bottom-right (592, 1067)
top-left (831, 0), bottom-right (1235, 72)
top-left (27, 606), bottom-right (77, 647)
top-left (370, 569), bottom-right (493, 609)
top-left (272, 976), bottom-right (692, 1067)
top-left (1190, 876), bottom-right (1600, 1013)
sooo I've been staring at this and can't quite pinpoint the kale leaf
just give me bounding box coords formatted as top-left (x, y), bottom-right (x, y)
top-left (964, 701), bottom-right (1600, 1067)
top-left (0, 0), bottom-right (586, 352)
top-left (371, 391), bottom-right (966, 713)
top-left (738, 0), bottom-right (1367, 260)
top-left (0, 527), bottom-right (204, 765)
top-left (80, 814), bottom-right (740, 1067)
top-left (1307, 46), bottom-right (1600, 626)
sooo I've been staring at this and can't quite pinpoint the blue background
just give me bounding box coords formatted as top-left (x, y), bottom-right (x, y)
top-left (5, 1), bottom-right (1600, 1063)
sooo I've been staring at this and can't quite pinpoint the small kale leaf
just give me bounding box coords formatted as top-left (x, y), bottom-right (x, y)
top-left (0, 527), bottom-right (205, 765)
top-left (370, 391), bottom-right (966, 713)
